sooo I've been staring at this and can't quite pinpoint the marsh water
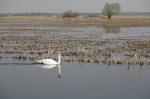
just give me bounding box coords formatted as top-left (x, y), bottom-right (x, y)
top-left (1, 20), bottom-right (150, 99)
top-left (0, 59), bottom-right (150, 99)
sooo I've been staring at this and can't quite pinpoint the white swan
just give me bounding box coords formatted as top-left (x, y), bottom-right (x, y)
top-left (37, 50), bottom-right (61, 65)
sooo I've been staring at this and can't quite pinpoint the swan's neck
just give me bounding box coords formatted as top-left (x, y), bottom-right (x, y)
top-left (58, 52), bottom-right (61, 64)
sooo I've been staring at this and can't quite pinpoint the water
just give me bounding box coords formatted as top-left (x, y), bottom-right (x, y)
top-left (1, 20), bottom-right (150, 40)
top-left (1, 20), bottom-right (150, 99)
top-left (0, 60), bottom-right (150, 99)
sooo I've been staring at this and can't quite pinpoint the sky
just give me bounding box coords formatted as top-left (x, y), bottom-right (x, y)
top-left (0, 0), bottom-right (150, 13)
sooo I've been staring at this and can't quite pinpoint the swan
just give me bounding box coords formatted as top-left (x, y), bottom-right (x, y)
top-left (37, 50), bottom-right (61, 65)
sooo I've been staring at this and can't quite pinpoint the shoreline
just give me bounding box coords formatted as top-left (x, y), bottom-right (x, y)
top-left (0, 16), bottom-right (150, 27)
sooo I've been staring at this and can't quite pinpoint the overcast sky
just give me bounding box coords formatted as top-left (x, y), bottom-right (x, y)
top-left (0, 0), bottom-right (150, 13)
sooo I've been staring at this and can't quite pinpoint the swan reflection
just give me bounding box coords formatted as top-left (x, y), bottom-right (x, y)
top-left (40, 64), bottom-right (62, 78)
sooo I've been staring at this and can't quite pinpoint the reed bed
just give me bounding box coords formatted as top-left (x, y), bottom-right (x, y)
top-left (0, 16), bottom-right (150, 65)
top-left (1, 34), bottom-right (150, 65)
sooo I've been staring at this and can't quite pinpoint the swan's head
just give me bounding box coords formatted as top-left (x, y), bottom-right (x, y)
top-left (58, 49), bottom-right (61, 54)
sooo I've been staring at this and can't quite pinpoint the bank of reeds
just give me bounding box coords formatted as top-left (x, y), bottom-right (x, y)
top-left (1, 34), bottom-right (150, 65)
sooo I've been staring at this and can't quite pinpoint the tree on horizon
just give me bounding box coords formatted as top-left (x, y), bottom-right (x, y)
top-left (102, 3), bottom-right (121, 19)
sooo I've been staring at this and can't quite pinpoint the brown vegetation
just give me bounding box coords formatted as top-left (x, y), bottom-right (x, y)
top-left (0, 15), bottom-right (150, 27)
top-left (0, 16), bottom-right (150, 64)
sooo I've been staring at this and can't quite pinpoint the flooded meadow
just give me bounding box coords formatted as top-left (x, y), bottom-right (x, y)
top-left (0, 19), bottom-right (150, 65)
top-left (0, 18), bottom-right (150, 99)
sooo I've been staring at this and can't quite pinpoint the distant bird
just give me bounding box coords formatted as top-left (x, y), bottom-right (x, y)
top-left (37, 50), bottom-right (61, 65)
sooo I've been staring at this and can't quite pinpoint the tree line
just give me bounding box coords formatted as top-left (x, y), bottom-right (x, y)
top-left (62, 3), bottom-right (121, 19)
top-left (0, 3), bottom-right (121, 19)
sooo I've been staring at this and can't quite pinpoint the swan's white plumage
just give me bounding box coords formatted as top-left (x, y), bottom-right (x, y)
top-left (37, 59), bottom-right (58, 65)
top-left (36, 51), bottom-right (61, 65)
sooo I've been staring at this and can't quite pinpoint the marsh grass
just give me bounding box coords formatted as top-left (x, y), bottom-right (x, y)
top-left (0, 15), bottom-right (150, 27)
top-left (0, 16), bottom-right (150, 64)
top-left (1, 33), bottom-right (150, 65)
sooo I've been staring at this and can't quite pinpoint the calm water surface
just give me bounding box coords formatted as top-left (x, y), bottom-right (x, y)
top-left (1, 22), bottom-right (150, 99)
top-left (0, 60), bottom-right (150, 99)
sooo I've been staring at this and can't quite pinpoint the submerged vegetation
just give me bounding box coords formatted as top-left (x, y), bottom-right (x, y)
top-left (1, 33), bottom-right (150, 65)
top-left (0, 17), bottom-right (150, 65)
